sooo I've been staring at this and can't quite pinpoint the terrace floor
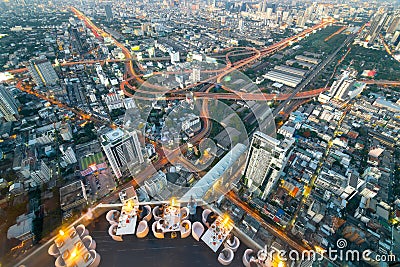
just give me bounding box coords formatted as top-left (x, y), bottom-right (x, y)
top-left (20, 207), bottom-right (247, 267)
top-left (89, 206), bottom-right (246, 267)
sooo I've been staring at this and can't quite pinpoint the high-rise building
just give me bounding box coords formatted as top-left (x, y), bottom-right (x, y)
top-left (296, 12), bottom-right (306, 28)
top-left (271, 3), bottom-right (276, 13)
top-left (282, 11), bottom-right (289, 22)
top-left (244, 131), bottom-right (294, 200)
top-left (105, 4), bottom-right (113, 21)
top-left (259, 0), bottom-right (267, 13)
top-left (31, 160), bottom-right (51, 186)
top-left (238, 18), bottom-right (244, 31)
top-left (191, 68), bottom-right (201, 83)
top-left (170, 51), bottom-right (180, 64)
top-left (367, 13), bottom-right (388, 45)
top-left (396, 40), bottom-right (400, 51)
top-left (60, 146), bottom-right (77, 165)
top-left (27, 58), bottom-right (59, 87)
top-left (0, 85), bottom-right (19, 122)
top-left (391, 30), bottom-right (400, 44)
top-left (387, 16), bottom-right (400, 34)
top-left (266, 7), bottom-right (273, 19)
top-left (101, 128), bottom-right (144, 179)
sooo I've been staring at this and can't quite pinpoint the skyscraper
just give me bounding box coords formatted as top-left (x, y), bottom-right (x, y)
top-left (60, 146), bottom-right (77, 165)
top-left (0, 85), bottom-right (19, 122)
top-left (387, 15), bottom-right (400, 34)
top-left (101, 128), bottom-right (144, 179)
top-left (266, 7), bottom-right (273, 19)
top-left (367, 13), bottom-right (388, 45)
top-left (243, 131), bottom-right (294, 200)
top-left (260, 0), bottom-right (267, 13)
top-left (105, 4), bottom-right (113, 21)
top-left (27, 58), bottom-right (59, 87)
top-left (191, 68), bottom-right (201, 83)
top-left (31, 160), bottom-right (52, 186)
top-left (238, 18), bottom-right (244, 31)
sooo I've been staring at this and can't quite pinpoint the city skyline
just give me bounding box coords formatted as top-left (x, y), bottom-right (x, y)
top-left (0, 0), bottom-right (399, 267)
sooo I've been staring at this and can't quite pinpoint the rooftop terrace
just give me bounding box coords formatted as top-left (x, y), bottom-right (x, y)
top-left (14, 206), bottom-right (251, 267)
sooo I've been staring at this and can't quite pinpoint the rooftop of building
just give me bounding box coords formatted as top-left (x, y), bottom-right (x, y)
top-left (15, 206), bottom-right (250, 267)
top-left (59, 180), bottom-right (87, 210)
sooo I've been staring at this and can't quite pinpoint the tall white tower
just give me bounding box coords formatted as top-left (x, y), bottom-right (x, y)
top-left (244, 131), bottom-right (294, 199)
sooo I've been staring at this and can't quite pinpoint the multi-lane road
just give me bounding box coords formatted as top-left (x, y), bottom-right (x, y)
top-left (273, 32), bottom-right (358, 116)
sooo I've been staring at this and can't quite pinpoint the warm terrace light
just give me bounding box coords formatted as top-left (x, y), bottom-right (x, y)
top-left (222, 214), bottom-right (230, 226)
top-left (126, 200), bottom-right (132, 210)
top-left (171, 197), bottom-right (176, 206)
top-left (59, 230), bottom-right (65, 236)
top-left (71, 250), bottom-right (77, 258)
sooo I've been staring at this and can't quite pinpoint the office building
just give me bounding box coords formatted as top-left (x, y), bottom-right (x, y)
top-left (0, 85), bottom-right (19, 122)
top-left (7, 212), bottom-right (35, 241)
top-left (105, 4), bottom-right (113, 21)
top-left (266, 8), bottom-right (273, 19)
top-left (27, 58), bottom-right (59, 87)
top-left (367, 13), bottom-right (388, 45)
top-left (60, 146), bottom-right (77, 165)
top-left (244, 131), bottom-right (294, 200)
top-left (60, 180), bottom-right (87, 212)
top-left (259, 0), bottom-right (267, 13)
top-left (30, 160), bottom-right (52, 186)
top-left (191, 68), bottom-right (201, 83)
top-left (387, 15), bottom-right (400, 34)
top-left (170, 51), bottom-right (180, 64)
top-left (101, 128), bottom-right (144, 179)
top-left (238, 18), bottom-right (244, 31)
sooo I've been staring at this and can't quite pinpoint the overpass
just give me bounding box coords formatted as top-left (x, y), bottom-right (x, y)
top-left (362, 80), bottom-right (400, 86)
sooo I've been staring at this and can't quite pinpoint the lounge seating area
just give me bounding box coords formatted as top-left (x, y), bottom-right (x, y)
top-left (152, 206), bottom-right (163, 221)
top-left (242, 248), bottom-right (255, 267)
top-left (85, 206), bottom-right (248, 266)
top-left (136, 220), bottom-right (149, 238)
top-left (191, 221), bottom-right (204, 241)
top-left (180, 220), bottom-right (191, 238)
top-left (48, 243), bottom-right (60, 258)
top-left (76, 224), bottom-right (89, 237)
top-left (82, 235), bottom-right (97, 250)
top-left (152, 221), bottom-right (165, 239)
top-left (29, 190), bottom-right (277, 267)
top-left (108, 223), bottom-right (123, 242)
top-left (218, 248), bottom-right (235, 265)
top-left (47, 225), bottom-right (100, 267)
top-left (55, 255), bottom-right (66, 267)
top-left (140, 205), bottom-right (152, 222)
top-left (224, 235), bottom-right (241, 252)
top-left (89, 249), bottom-right (101, 267)
top-left (105, 210), bottom-right (120, 224)
top-left (38, 205), bottom-right (266, 267)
